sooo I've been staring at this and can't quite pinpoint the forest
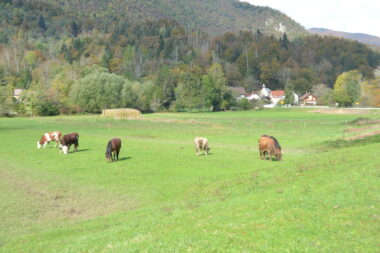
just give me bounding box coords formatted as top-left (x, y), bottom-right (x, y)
top-left (0, 0), bottom-right (380, 116)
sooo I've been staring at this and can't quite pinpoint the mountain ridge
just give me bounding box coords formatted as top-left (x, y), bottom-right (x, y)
top-left (308, 28), bottom-right (380, 48)
top-left (41, 0), bottom-right (306, 37)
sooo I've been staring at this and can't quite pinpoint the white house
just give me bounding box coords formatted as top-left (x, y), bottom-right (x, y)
top-left (245, 91), bottom-right (261, 101)
top-left (300, 93), bottom-right (317, 105)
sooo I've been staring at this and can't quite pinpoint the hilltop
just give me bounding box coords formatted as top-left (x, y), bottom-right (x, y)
top-left (1, 0), bottom-right (306, 37)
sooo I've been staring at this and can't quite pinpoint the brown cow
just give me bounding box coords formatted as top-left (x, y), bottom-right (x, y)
top-left (194, 136), bottom-right (210, 155)
top-left (37, 131), bottom-right (62, 149)
top-left (258, 135), bottom-right (282, 161)
top-left (105, 138), bottom-right (121, 162)
top-left (59, 133), bottom-right (79, 154)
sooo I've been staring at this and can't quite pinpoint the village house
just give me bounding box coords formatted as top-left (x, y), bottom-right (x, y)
top-left (270, 90), bottom-right (285, 105)
top-left (300, 93), bottom-right (317, 105)
top-left (258, 85), bottom-right (299, 106)
top-left (228, 84), bottom-right (299, 107)
top-left (227, 86), bottom-right (247, 99)
top-left (245, 91), bottom-right (261, 100)
top-left (13, 89), bottom-right (23, 100)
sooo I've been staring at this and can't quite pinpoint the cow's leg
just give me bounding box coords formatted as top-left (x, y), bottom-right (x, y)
top-left (116, 150), bottom-right (119, 160)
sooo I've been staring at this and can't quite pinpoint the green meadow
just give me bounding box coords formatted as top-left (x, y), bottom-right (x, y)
top-left (0, 109), bottom-right (379, 252)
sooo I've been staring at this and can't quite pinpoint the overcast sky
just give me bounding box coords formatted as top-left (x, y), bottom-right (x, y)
top-left (242, 0), bottom-right (380, 37)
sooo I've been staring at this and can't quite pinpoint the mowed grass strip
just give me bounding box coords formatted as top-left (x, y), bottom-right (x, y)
top-left (0, 109), bottom-right (379, 252)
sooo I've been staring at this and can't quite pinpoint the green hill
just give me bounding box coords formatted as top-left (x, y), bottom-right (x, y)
top-left (0, 0), bottom-right (306, 37)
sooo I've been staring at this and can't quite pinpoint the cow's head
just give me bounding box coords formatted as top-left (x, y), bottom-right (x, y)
top-left (61, 145), bottom-right (69, 154)
top-left (275, 148), bottom-right (282, 161)
top-left (105, 152), bottom-right (112, 162)
top-left (37, 142), bottom-right (42, 149)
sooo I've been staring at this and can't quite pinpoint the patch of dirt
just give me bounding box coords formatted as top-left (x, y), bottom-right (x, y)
top-left (313, 108), bottom-right (372, 115)
top-left (345, 125), bottom-right (380, 133)
top-left (348, 118), bottom-right (380, 125)
top-left (345, 130), bottom-right (380, 141)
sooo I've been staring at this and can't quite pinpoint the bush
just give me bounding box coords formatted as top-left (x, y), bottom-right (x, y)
top-left (34, 100), bottom-right (59, 116)
top-left (237, 98), bottom-right (253, 110)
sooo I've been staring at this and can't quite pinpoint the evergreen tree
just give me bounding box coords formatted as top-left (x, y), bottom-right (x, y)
top-left (70, 21), bottom-right (80, 37)
top-left (284, 82), bottom-right (295, 105)
top-left (38, 15), bottom-right (47, 31)
top-left (280, 33), bottom-right (289, 49)
top-left (101, 43), bottom-right (114, 72)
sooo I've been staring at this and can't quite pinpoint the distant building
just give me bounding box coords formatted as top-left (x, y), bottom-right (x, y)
top-left (259, 84), bottom-right (271, 99)
top-left (227, 86), bottom-right (247, 99)
top-left (300, 93), bottom-right (317, 105)
top-left (270, 90), bottom-right (285, 105)
top-left (13, 89), bottom-right (23, 100)
top-left (245, 91), bottom-right (261, 101)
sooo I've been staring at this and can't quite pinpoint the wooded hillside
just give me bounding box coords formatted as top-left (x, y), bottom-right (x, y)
top-left (1, 0), bottom-right (379, 115)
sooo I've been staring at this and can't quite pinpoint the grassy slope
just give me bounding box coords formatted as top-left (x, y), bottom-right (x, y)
top-left (0, 109), bottom-right (379, 252)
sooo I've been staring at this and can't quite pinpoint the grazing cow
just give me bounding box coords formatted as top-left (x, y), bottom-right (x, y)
top-left (258, 135), bottom-right (282, 161)
top-left (59, 133), bottom-right (79, 154)
top-left (194, 136), bottom-right (210, 155)
top-left (105, 138), bottom-right (121, 162)
top-left (37, 131), bottom-right (62, 149)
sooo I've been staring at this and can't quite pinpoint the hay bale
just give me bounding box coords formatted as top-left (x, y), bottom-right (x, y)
top-left (102, 108), bottom-right (141, 119)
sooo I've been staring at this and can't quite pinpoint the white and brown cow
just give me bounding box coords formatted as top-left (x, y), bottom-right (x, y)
top-left (59, 132), bottom-right (79, 154)
top-left (37, 131), bottom-right (62, 149)
top-left (194, 136), bottom-right (210, 156)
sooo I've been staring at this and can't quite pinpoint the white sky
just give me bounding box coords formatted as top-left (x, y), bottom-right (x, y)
top-left (242, 0), bottom-right (380, 37)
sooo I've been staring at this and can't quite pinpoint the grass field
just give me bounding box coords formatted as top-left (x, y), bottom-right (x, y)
top-left (0, 109), bottom-right (379, 252)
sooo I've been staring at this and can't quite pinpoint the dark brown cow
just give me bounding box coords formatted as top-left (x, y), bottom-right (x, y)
top-left (60, 133), bottom-right (79, 154)
top-left (105, 138), bottom-right (121, 162)
top-left (258, 135), bottom-right (282, 161)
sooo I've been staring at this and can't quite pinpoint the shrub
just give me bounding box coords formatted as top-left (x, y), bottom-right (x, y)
top-left (34, 100), bottom-right (59, 116)
top-left (237, 98), bottom-right (253, 110)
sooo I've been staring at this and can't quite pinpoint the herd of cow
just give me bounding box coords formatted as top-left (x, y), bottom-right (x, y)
top-left (37, 132), bottom-right (282, 162)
